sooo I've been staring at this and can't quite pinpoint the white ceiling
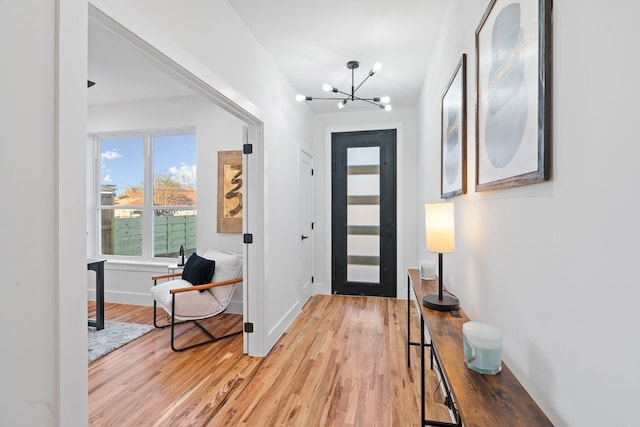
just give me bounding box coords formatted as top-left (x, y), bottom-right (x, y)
top-left (228, 0), bottom-right (448, 113)
top-left (88, 1), bottom-right (449, 114)
top-left (88, 21), bottom-right (197, 107)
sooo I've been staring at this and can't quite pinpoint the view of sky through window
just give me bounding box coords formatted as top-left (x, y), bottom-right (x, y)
top-left (153, 134), bottom-right (197, 189)
top-left (100, 134), bottom-right (196, 196)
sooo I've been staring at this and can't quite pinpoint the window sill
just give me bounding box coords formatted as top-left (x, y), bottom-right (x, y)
top-left (99, 258), bottom-right (174, 272)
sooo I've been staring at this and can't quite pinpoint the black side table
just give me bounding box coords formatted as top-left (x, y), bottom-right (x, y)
top-left (87, 258), bottom-right (106, 330)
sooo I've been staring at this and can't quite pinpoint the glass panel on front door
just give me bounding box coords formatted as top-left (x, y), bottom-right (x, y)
top-left (346, 146), bottom-right (380, 283)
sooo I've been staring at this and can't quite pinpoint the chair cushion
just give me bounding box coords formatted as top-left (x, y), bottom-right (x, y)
top-left (201, 249), bottom-right (243, 304)
top-left (181, 253), bottom-right (215, 288)
top-left (151, 279), bottom-right (225, 320)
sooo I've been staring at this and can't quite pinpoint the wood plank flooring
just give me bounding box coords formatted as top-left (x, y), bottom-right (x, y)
top-left (89, 295), bottom-right (451, 426)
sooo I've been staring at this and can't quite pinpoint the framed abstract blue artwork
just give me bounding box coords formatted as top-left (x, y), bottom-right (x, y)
top-left (441, 54), bottom-right (467, 199)
top-left (475, 0), bottom-right (551, 191)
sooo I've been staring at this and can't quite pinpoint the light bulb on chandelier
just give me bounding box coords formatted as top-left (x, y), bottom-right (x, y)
top-left (295, 60), bottom-right (392, 111)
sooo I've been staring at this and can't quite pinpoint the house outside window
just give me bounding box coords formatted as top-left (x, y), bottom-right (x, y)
top-left (97, 130), bottom-right (197, 260)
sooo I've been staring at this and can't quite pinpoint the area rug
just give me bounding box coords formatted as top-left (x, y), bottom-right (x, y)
top-left (88, 321), bottom-right (154, 362)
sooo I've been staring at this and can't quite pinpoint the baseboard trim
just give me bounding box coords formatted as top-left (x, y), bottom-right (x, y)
top-left (88, 290), bottom-right (152, 307)
top-left (226, 299), bottom-right (242, 314)
top-left (88, 290), bottom-right (244, 313)
top-left (313, 281), bottom-right (331, 295)
top-left (265, 300), bottom-right (301, 354)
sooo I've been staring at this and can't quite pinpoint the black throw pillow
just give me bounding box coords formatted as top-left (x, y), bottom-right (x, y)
top-left (181, 253), bottom-right (215, 290)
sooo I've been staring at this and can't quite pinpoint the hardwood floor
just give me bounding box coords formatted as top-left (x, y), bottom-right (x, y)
top-left (89, 296), bottom-right (451, 426)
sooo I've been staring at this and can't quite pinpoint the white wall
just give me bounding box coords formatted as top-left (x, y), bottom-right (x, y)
top-left (417, 1), bottom-right (640, 426)
top-left (311, 108), bottom-right (419, 299)
top-left (1, 0), bottom-right (88, 425)
top-left (90, 0), bottom-right (315, 356)
top-left (87, 96), bottom-right (245, 309)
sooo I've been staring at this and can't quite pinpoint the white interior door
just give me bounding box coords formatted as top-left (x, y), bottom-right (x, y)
top-left (299, 149), bottom-right (313, 304)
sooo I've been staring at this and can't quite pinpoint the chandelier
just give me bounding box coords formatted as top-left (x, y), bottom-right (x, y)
top-left (296, 60), bottom-right (392, 111)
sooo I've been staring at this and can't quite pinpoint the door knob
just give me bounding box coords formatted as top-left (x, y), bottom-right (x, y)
top-left (301, 235), bottom-right (309, 240)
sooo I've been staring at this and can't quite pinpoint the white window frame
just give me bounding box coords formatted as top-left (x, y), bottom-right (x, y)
top-left (93, 127), bottom-right (197, 263)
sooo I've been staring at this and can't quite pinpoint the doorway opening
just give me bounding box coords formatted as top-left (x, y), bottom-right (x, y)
top-left (88, 4), bottom-right (264, 356)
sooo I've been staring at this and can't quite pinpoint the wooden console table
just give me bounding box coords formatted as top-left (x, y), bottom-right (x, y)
top-left (407, 269), bottom-right (552, 426)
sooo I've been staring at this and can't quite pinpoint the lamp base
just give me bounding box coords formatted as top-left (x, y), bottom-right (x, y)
top-left (422, 294), bottom-right (460, 311)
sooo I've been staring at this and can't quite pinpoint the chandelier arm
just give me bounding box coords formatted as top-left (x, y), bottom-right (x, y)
top-left (350, 95), bottom-right (385, 108)
top-left (333, 89), bottom-right (352, 98)
top-left (359, 98), bottom-right (384, 108)
top-left (307, 96), bottom-right (350, 100)
top-left (353, 73), bottom-right (374, 95)
top-left (350, 94), bottom-right (381, 102)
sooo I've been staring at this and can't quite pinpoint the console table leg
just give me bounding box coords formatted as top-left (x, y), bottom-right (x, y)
top-left (421, 318), bottom-right (426, 425)
top-left (407, 274), bottom-right (411, 368)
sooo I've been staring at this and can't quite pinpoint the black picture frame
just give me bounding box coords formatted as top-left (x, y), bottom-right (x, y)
top-left (441, 54), bottom-right (467, 199)
top-left (475, 0), bottom-right (551, 192)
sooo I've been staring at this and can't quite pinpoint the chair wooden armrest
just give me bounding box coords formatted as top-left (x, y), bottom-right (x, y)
top-left (152, 272), bottom-right (183, 281)
top-left (170, 278), bottom-right (243, 294)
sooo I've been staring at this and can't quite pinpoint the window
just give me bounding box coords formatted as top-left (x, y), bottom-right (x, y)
top-left (98, 130), bottom-right (197, 260)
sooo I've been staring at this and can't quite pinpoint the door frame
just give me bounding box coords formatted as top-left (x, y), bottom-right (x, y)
top-left (322, 122), bottom-right (406, 298)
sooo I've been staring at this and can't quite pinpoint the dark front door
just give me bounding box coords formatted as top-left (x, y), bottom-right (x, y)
top-left (331, 129), bottom-right (397, 297)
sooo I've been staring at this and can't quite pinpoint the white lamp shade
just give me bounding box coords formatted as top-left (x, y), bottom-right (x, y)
top-left (425, 203), bottom-right (455, 253)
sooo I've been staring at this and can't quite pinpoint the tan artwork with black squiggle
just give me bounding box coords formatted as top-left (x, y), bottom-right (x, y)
top-left (223, 164), bottom-right (242, 219)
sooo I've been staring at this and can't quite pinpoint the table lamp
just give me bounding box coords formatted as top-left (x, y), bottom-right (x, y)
top-left (423, 202), bottom-right (459, 311)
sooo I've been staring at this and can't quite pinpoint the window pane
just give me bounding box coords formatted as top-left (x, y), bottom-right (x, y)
top-left (100, 137), bottom-right (144, 206)
top-left (153, 134), bottom-right (197, 207)
top-left (153, 209), bottom-right (197, 258)
top-left (347, 146), bottom-right (380, 166)
top-left (347, 235), bottom-right (379, 257)
top-left (347, 205), bottom-right (380, 226)
top-left (347, 174), bottom-right (380, 196)
top-left (347, 265), bottom-right (380, 283)
top-left (100, 208), bottom-right (142, 256)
